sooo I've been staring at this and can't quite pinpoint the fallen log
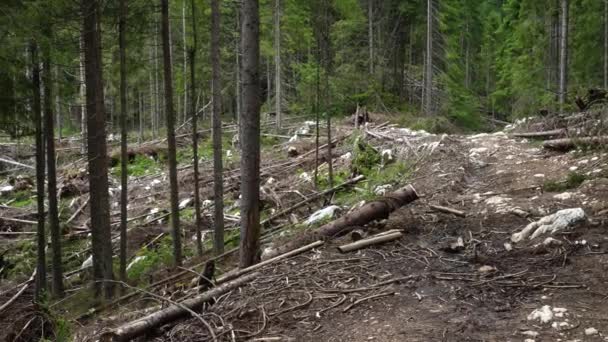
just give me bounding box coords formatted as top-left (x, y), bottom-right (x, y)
top-left (100, 272), bottom-right (259, 342)
top-left (511, 129), bottom-right (566, 139)
top-left (210, 240), bottom-right (323, 286)
top-left (0, 270), bottom-right (35, 313)
top-left (543, 136), bottom-right (608, 150)
top-left (338, 231), bottom-right (403, 253)
top-left (263, 184), bottom-right (418, 259)
top-left (429, 204), bottom-right (466, 218)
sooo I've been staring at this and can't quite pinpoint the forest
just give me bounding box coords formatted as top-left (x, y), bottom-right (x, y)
top-left (1, 0), bottom-right (608, 341)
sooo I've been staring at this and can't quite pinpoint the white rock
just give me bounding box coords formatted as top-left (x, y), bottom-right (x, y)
top-left (527, 305), bottom-right (554, 324)
top-left (150, 179), bottom-right (161, 187)
top-left (265, 177), bottom-right (276, 186)
top-left (553, 192), bottom-right (573, 201)
top-left (511, 208), bottom-right (586, 243)
top-left (306, 205), bottom-right (340, 225)
top-left (534, 174), bottom-right (545, 178)
top-left (202, 199), bottom-right (213, 208)
top-left (0, 185), bottom-right (14, 194)
top-left (179, 198), bottom-right (192, 209)
top-left (543, 237), bottom-right (563, 247)
top-left (524, 339), bottom-right (535, 342)
top-left (339, 152), bottom-right (352, 161)
top-left (226, 149), bottom-right (232, 158)
top-left (522, 330), bottom-right (539, 337)
top-left (82, 255), bottom-right (93, 269)
top-left (150, 207), bottom-right (160, 215)
top-left (504, 242), bottom-right (513, 251)
top-left (374, 184), bottom-right (392, 195)
top-left (578, 159), bottom-right (589, 165)
top-left (299, 172), bottom-right (312, 183)
top-left (289, 134), bottom-right (298, 142)
top-left (127, 256), bottom-right (147, 271)
top-left (569, 166), bottom-right (578, 171)
top-left (585, 328), bottom-right (599, 336)
top-left (478, 265), bottom-right (496, 273)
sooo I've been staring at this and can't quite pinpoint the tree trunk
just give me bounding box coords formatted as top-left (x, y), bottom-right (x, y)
top-left (314, 42), bottom-right (320, 187)
top-left (425, 0), bottom-right (433, 115)
top-left (79, 35), bottom-right (87, 154)
top-left (182, 1), bottom-right (188, 124)
top-left (54, 66), bottom-right (61, 143)
top-left (274, 0), bottom-right (282, 129)
top-left (31, 42), bottom-right (46, 299)
top-left (118, 0), bottom-right (128, 283)
top-left (161, 0), bottom-right (183, 266)
top-left (43, 38), bottom-right (64, 298)
top-left (82, 0), bottom-right (114, 299)
top-left (368, 0), bottom-right (373, 75)
top-left (264, 184), bottom-right (419, 259)
top-left (604, 0), bottom-right (607, 89)
top-left (239, 0), bottom-right (262, 268)
top-left (323, 0), bottom-right (333, 187)
top-left (235, 10), bottom-right (241, 123)
top-left (190, 0), bottom-right (203, 257)
top-left (211, 0), bottom-right (225, 255)
top-left (154, 22), bottom-right (160, 138)
top-left (99, 273), bottom-right (259, 342)
top-left (559, 0), bottom-right (569, 111)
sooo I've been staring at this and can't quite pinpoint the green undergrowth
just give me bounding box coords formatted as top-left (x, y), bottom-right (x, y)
top-left (5, 190), bottom-right (34, 207)
top-left (543, 172), bottom-right (587, 192)
top-left (127, 236), bottom-right (174, 283)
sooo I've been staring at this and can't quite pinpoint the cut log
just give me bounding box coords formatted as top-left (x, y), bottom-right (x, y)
top-left (511, 129), bottom-right (566, 139)
top-left (318, 185), bottom-right (418, 237)
top-left (338, 231), bottom-right (403, 253)
top-left (543, 136), bottom-right (608, 150)
top-left (429, 204), bottom-right (466, 218)
top-left (350, 229), bottom-right (367, 241)
top-left (263, 184), bottom-right (418, 259)
top-left (100, 272), bottom-right (259, 342)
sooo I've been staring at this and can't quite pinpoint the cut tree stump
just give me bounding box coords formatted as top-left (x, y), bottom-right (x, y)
top-left (100, 272), bottom-right (259, 342)
top-left (543, 136), bottom-right (608, 150)
top-left (338, 231), bottom-right (403, 253)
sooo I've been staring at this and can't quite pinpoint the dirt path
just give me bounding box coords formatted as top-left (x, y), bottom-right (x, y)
top-left (132, 129), bottom-right (608, 342)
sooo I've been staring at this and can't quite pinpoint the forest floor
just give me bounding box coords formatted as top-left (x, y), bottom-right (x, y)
top-left (156, 123), bottom-right (608, 342)
top-left (1, 115), bottom-right (608, 342)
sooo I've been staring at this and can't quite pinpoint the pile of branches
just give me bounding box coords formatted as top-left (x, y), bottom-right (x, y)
top-left (511, 103), bottom-right (608, 151)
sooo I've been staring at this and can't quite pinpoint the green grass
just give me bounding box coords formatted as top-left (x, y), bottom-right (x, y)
top-left (6, 190), bottom-right (34, 207)
top-left (112, 154), bottom-right (161, 177)
top-left (543, 172), bottom-right (587, 192)
top-left (127, 236), bottom-right (174, 283)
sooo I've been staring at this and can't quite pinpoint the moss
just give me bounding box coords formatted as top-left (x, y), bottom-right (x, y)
top-left (127, 236), bottom-right (174, 283)
top-left (543, 172), bottom-right (587, 192)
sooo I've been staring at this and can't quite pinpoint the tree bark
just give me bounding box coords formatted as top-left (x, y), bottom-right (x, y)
top-left (274, 0), bottom-right (282, 129)
top-left (82, 0), bottom-right (114, 298)
top-left (99, 272), bottom-right (259, 342)
top-left (118, 0), bottom-right (128, 282)
top-left (239, 0), bottom-right (262, 268)
top-left (424, 0), bottom-right (433, 115)
top-left (264, 184), bottom-right (418, 259)
top-left (79, 35), bottom-right (87, 154)
top-left (161, 0), bottom-right (182, 266)
top-left (559, 0), bottom-right (569, 110)
top-left (31, 41), bottom-right (46, 299)
top-left (211, 0), bottom-right (225, 255)
top-left (182, 1), bottom-right (188, 124)
top-left (543, 136), bottom-right (608, 150)
top-left (190, 0), bottom-right (203, 257)
top-left (368, 0), bottom-right (373, 75)
top-left (604, 0), bottom-right (607, 89)
top-left (43, 36), bottom-right (63, 298)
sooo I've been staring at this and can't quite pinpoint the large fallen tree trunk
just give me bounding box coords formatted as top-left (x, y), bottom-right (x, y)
top-left (543, 136), bottom-right (608, 150)
top-left (511, 129), bottom-right (566, 139)
top-left (100, 272), bottom-right (259, 342)
top-left (263, 184), bottom-right (418, 259)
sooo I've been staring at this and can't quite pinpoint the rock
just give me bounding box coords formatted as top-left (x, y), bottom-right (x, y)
top-left (522, 331), bottom-right (539, 337)
top-left (82, 255), bottom-right (93, 269)
top-left (179, 198), bottom-right (192, 210)
top-left (542, 237), bottom-right (563, 247)
top-left (265, 177), bottom-right (276, 186)
top-left (299, 172), bottom-right (312, 183)
top-left (553, 192), bottom-right (574, 201)
top-left (305, 205), bottom-right (341, 226)
top-left (0, 185), bottom-right (14, 196)
top-left (527, 305), bottom-right (554, 324)
top-left (381, 149), bottom-right (394, 166)
top-left (374, 184), bottom-right (392, 195)
top-left (441, 237), bottom-right (465, 253)
top-left (511, 208), bottom-right (586, 243)
top-left (287, 146), bottom-right (299, 157)
top-left (504, 242), bottom-right (513, 251)
top-left (585, 327), bottom-right (599, 336)
top-left (478, 265), bottom-right (496, 273)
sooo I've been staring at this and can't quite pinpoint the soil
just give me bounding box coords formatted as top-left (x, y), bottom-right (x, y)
top-left (156, 128), bottom-right (608, 342)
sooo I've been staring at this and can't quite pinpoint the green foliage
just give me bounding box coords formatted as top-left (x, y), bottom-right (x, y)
top-left (127, 236), bottom-right (174, 282)
top-left (3, 240), bottom-right (36, 279)
top-left (543, 172), bottom-right (587, 192)
top-left (112, 154), bottom-right (161, 178)
top-left (5, 190), bottom-right (34, 208)
top-left (351, 136), bottom-right (381, 175)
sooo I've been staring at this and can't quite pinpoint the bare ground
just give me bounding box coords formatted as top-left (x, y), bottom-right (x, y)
top-left (152, 129), bottom-right (608, 342)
